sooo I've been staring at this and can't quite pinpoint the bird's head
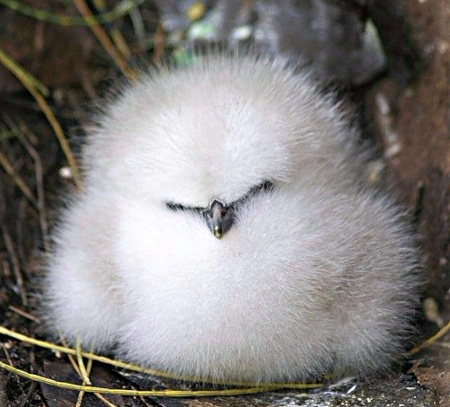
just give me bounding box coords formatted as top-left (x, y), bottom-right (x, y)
top-left (93, 56), bottom-right (342, 239)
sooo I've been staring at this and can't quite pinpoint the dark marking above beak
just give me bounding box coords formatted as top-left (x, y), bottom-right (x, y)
top-left (204, 200), bottom-right (234, 239)
top-left (166, 180), bottom-right (274, 239)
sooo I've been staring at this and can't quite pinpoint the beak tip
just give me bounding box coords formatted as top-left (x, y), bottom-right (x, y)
top-left (213, 226), bottom-right (223, 239)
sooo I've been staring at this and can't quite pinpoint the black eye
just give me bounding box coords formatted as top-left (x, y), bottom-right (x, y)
top-left (260, 180), bottom-right (274, 192)
top-left (166, 202), bottom-right (187, 211)
top-left (166, 202), bottom-right (204, 213)
top-left (249, 180), bottom-right (274, 196)
top-left (232, 180), bottom-right (274, 210)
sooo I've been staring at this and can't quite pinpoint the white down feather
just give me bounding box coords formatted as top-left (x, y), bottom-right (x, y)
top-left (43, 54), bottom-right (420, 383)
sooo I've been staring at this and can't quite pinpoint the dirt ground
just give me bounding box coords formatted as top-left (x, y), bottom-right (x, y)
top-left (0, 0), bottom-right (449, 406)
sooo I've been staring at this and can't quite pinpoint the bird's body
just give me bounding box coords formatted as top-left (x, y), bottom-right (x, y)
top-left (44, 55), bottom-right (420, 383)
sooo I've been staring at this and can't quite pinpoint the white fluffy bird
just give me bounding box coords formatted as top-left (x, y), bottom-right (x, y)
top-left (44, 54), bottom-right (420, 384)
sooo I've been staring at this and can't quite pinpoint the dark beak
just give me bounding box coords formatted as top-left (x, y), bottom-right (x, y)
top-left (205, 200), bottom-right (234, 239)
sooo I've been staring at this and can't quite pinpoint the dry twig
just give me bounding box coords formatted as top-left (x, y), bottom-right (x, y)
top-left (1, 227), bottom-right (27, 306)
top-left (72, 0), bottom-right (137, 81)
top-left (0, 47), bottom-right (83, 189)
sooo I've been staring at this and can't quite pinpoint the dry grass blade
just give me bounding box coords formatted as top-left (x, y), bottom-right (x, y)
top-left (129, 7), bottom-right (146, 51)
top-left (153, 22), bottom-right (165, 64)
top-left (0, 151), bottom-right (37, 207)
top-left (2, 321), bottom-right (449, 396)
top-left (73, 342), bottom-right (118, 406)
top-left (0, 47), bottom-right (83, 189)
top-left (0, 48), bottom-right (48, 96)
top-left (0, 359), bottom-right (307, 397)
top-left (0, 0), bottom-right (146, 26)
top-left (72, 0), bottom-right (137, 81)
top-left (0, 327), bottom-right (323, 392)
top-left (408, 320), bottom-right (450, 355)
top-left (1, 227), bottom-right (28, 306)
top-left (8, 305), bottom-right (40, 323)
top-left (15, 124), bottom-right (49, 251)
top-left (75, 340), bottom-right (91, 385)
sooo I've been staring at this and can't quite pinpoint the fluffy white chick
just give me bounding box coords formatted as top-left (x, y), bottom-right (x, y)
top-left (44, 54), bottom-right (420, 384)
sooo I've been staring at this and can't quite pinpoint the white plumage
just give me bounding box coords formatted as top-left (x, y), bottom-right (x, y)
top-left (44, 54), bottom-right (420, 383)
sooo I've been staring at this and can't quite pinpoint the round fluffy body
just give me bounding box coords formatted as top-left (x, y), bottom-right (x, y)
top-left (44, 55), bottom-right (420, 383)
